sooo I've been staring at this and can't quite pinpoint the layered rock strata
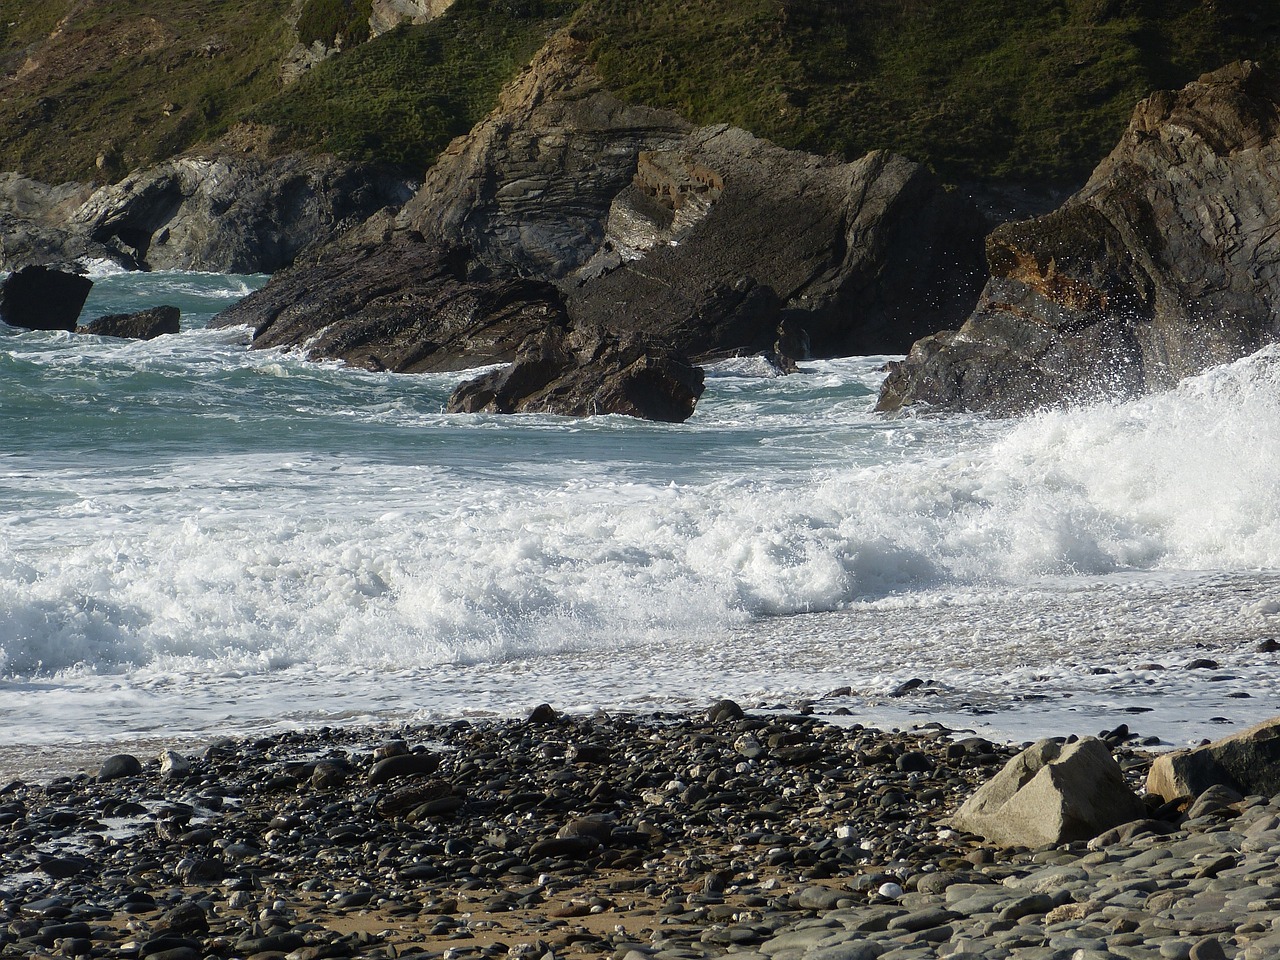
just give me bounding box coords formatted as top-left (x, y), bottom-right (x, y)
top-left (878, 61), bottom-right (1280, 415)
top-left (0, 154), bottom-right (414, 275)
top-left (216, 33), bottom-right (988, 418)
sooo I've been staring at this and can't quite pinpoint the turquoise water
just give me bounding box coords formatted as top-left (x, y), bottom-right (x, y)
top-left (1, 268), bottom-right (1279, 764)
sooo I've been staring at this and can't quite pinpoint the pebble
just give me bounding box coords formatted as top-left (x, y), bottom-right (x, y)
top-left (0, 708), bottom-right (1278, 960)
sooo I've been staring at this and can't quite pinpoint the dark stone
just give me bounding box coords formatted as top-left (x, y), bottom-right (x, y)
top-left (97, 753), bottom-right (143, 781)
top-left (79, 305), bottom-right (180, 340)
top-left (880, 62), bottom-right (1280, 415)
top-left (447, 325), bottom-right (705, 423)
top-left (368, 751), bottom-right (439, 785)
top-left (0, 265), bottom-right (92, 332)
top-left (527, 703), bottom-right (559, 724)
top-left (706, 699), bottom-right (745, 723)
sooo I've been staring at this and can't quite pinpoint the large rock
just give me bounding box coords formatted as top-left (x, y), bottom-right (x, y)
top-left (950, 737), bottom-right (1144, 848)
top-left (78, 305), bottom-right (180, 340)
top-left (369, 0), bottom-right (456, 36)
top-left (448, 325), bottom-right (705, 422)
top-left (0, 175), bottom-right (103, 272)
top-left (1147, 716), bottom-right (1280, 803)
top-left (0, 265), bottom-right (93, 331)
top-left (879, 61), bottom-right (1280, 415)
top-left (220, 31), bottom-right (987, 389)
top-left (70, 153), bottom-right (415, 273)
top-left (213, 237), bottom-right (569, 373)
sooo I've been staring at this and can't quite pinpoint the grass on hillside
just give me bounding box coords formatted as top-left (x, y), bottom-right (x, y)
top-left (249, 0), bottom-right (584, 171)
top-left (578, 0), bottom-right (1280, 184)
top-left (0, 0), bottom-right (294, 182)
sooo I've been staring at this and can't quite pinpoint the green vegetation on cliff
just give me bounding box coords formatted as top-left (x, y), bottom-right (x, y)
top-left (0, 0), bottom-right (294, 182)
top-left (0, 0), bottom-right (1277, 185)
top-left (250, 0), bottom-right (582, 169)
top-left (579, 0), bottom-right (1280, 183)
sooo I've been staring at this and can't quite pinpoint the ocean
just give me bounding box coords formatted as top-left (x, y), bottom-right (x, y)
top-left (1, 267), bottom-right (1278, 777)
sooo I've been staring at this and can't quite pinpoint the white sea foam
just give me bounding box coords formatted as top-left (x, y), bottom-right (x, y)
top-left (1, 272), bottom-right (1277, 755)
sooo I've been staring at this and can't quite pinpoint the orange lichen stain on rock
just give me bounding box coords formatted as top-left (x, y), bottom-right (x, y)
top-left (1001, 246), bottom-right (1108, 314)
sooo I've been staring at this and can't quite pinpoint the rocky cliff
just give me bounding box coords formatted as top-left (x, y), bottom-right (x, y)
top-left (878, 62), bottom-right (1280, 416)
top-left (216, 33), bottom-right (988, 399)
top-left (0, 153), bottom-right (414, 274)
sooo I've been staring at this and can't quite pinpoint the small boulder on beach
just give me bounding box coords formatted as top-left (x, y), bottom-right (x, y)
top-left (950, 736), bottom-right (1144, 847)
top-left (97, 753), bottom-right (143, 781)
top-left (1148, 715), bottom-right (1280, 802)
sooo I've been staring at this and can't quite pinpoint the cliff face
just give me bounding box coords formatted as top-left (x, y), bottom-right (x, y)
top-left (878, 62), bottom-right (1280, 415)
top-left (217, 32), bottom-right (988, 376)
top-left (0, 154), bottom-right (414, 274)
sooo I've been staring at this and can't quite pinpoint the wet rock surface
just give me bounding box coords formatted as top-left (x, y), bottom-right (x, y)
top-left (78, 305), bottom-right (180, 340)
top-left (3, 709), bottom-right (1277, 960)
top-left (447, 325), bottom-right (705, 422)
top-left (215, 33), bottom-right (988, 417)
top-left (0, 265), bottom-right (93, 332)
top-left (879, 61), bottom-right (1280, 415)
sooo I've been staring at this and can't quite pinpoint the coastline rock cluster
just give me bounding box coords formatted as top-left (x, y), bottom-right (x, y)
top-left (0, 264), bottom-right (181, 339)
top-left (0, 153), bottom-right (414, 275)
top-left (3, 709), bottom-right (1280, 960)
top-left (213, 35), bottom-right (989, 421)
top-left (878, 62), bottom-right (1280, 415)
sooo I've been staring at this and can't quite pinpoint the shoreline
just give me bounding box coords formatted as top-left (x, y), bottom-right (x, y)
top-left (8, 704), bottom-right (1274, 960)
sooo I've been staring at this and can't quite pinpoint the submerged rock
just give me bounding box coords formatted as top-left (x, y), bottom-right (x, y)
top-left (879, 61), bottom-right (1280, 415)
top-left (0, 265), bottom-right (93, 332)
top-left (78, 305), bottom-right (180, 340)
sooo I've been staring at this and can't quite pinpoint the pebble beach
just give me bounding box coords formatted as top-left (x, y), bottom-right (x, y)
top-left (4, 706), bottom-right (1278, 960)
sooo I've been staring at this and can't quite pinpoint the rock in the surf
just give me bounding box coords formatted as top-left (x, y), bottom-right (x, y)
top-left (447, 325), bottom-right (705, 422)
top-left (213, 32), bottom-right (987, 377)
top-left (0, 265), bottom-right (93, 332)
top-left (1148, 716), bottom-right (1280, 802)
top-left (78, 305), bottom-right (180, 340)
top-left (879, 61), bottom-right (1280, 415)
top-left (951, 737), bottom-right (1144, 847)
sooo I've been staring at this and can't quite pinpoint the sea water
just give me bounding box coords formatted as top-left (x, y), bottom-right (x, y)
top-left (1, 268), bottom-right (1278, 776)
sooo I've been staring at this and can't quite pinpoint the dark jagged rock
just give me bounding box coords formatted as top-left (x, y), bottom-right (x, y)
top-left (215, 31), bottom-right (988, 416)
top-left (448, 325), bottom-right (705, 422)
top-left (879, 62), bottom-right (1280, 415)
top-left (565, 134), bottom-right (987, 359)
top-left (71, 153), bottom-right (415, 273)
top-left (0, 265), bottom-right (93, 332)
top-left (78, 305), bottom-right (180, 340)
top-left (213, 237), bottom-right (569, 373)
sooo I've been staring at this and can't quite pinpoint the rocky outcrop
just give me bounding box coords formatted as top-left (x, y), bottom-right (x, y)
top-left (879, 61), bottom-right (1280, 415)
top-left (214, 237), bottom-right (568, 373)
top-left (0, 265), bottom-right (93, 332)
top-left (78, 305), bottom-right (181, 340)
top-left (951, 738), bottom-right (1145, 847)
top-left (71, 153), bottom-right (415, 274)
top-left (0, 175), bottom-right (108, 271)
top-left (369, 0), bottom-right (456, 36)
top-left (1147, 717), bottom-right (1280, 803)
top-left (217, 32), bottom-right (987, 414)
top-left (0, 154), bottom-right (415, 275)
top-left (448, 326), bottom-right (705, 422)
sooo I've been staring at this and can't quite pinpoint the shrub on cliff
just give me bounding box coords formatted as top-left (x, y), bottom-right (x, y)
top-left (297, 0), bottom-right (374, 48)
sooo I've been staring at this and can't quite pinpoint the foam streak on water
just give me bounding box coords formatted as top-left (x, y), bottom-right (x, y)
top-left (0, 271), bottom-right (1278, 761)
